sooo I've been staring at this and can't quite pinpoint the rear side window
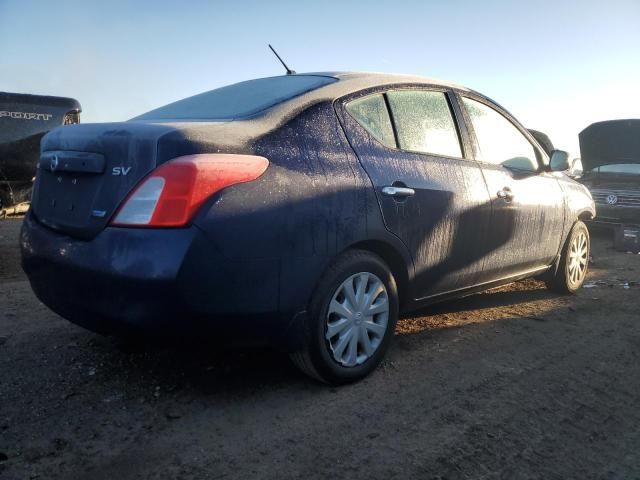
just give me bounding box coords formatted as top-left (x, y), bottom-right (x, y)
top-left (345, 94), bottom-right (396, 148)
top-left (133, 75), bottom-right (337, 121)
top-left (462, 97), bottom-right (538, 171)
top-left (386, 90), bottom-right (462, 158)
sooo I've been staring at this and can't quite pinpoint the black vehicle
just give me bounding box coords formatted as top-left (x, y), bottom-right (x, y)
top-left (0, 92), bottom-right (81, 209)
top-left (578, 120), bottom-right (640, 227)
top-left (21, 73), bottom-right (595, 384)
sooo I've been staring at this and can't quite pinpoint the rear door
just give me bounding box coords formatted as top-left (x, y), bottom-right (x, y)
top-left (338, 87), bottom-right (493, 300)
top-left (457, 95), bottom-right (565, 279)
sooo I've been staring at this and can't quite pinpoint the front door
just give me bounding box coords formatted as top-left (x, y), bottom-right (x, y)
top-left (339, 88), bottom-right (494, 299)
top-left (459, 96), bottom-right (565, 279)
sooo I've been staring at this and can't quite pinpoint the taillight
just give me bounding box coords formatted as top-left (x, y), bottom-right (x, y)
top-left (111, 154), bottom-right (269, 227)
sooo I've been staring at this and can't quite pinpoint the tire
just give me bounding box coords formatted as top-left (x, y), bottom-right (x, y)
top-left (290, 250), bottom-right (399, 384)
top-left (545, 221), bottom-right (590, 294)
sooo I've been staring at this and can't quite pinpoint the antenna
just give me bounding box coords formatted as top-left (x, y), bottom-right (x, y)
top-left (268, 44), bottom-right (296, 75)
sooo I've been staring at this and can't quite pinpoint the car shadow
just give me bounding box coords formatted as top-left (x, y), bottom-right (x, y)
top-left (78, 279), bottom-right (560, 398)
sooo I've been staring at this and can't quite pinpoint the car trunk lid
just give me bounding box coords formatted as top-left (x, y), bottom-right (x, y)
top-left (32, 122), bottom-right (185, 239)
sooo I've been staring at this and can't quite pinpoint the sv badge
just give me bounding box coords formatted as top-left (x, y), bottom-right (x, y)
top-left (112, 166), bottom-right (132, 176)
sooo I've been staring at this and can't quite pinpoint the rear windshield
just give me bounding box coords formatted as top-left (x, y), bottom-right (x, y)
top-left (133, 75), bottom-right (337, 121)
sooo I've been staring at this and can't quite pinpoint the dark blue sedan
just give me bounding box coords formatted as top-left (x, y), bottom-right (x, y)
top-left (21, 72), bottom-right (595, 383)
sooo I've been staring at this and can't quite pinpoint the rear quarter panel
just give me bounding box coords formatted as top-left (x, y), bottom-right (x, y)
top-left (188, 101), bottom-right (402, 317)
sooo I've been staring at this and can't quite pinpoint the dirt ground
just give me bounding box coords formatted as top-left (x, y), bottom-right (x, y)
top-left (1, 217), bottom-right (639, 480)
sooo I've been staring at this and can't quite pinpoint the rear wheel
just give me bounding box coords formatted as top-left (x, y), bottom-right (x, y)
top-left (290, 250), bottom-right (399, 384)
top-left (545, 221), bottom-right (590, 293)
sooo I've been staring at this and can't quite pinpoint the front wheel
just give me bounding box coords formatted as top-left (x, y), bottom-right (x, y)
top-left (545, 221), bottom-right (590, 293)
top-left (290, 250), bottom-right (399, 384)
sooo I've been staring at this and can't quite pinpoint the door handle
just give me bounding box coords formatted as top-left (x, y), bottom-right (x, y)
top-left (382, 186), bottom-right (415, 197)
top-left (497, 187), bottom-right (514, 201)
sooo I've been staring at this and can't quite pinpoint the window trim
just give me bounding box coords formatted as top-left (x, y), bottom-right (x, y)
top-left (446, 90), bottom-right (475, 161)
top-left (382, 93), bottom-right (401, 148)
top-left (455, 92), bottom-right (546, 172)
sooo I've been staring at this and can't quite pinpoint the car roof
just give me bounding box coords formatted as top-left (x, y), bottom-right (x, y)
top-left (293, 71), bottom-right (472, 95)
top-left (312, 71), bottom-right (464, 85)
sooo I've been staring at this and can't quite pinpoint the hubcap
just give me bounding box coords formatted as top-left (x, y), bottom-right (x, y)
top-left (325, 272), bottom-right (389, 367)
top-left (568, 231), bottom-right (588, 285)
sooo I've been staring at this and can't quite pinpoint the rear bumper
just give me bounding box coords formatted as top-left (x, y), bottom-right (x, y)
top-left (20, 214), bottom-right (299, 346)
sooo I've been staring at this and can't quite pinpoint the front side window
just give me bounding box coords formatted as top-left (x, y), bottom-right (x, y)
top-left (386, 90), bottom-right (462, 158)
top-left (345, 94), bottom-right (396, 148)
top-left (462, 97), bottom-right (538, 171)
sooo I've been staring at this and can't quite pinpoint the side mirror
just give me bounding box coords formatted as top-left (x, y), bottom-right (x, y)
top-left (550, 150), bottom-right (570, 171)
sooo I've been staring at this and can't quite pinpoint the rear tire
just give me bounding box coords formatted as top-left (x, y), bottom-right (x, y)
top-left (545, 221), bottom-right (590, 293)
top-left (290, 250), bottom-right (399, 384)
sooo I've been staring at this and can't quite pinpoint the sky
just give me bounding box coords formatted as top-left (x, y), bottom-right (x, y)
top-left (1, 0), bottom-right (639, 157)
